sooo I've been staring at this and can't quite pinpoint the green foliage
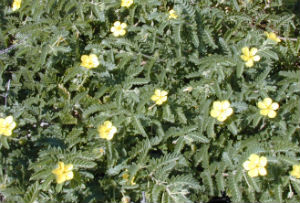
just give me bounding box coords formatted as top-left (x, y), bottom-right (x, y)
top-left (0, 0), bottom-right (300, 202)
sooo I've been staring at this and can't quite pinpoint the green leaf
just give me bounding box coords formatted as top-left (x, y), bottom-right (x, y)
top-left (259, 49), bottom-right (279, 60)
top-left (132, 116), bottom-right (147, 137)
top-left (163, 104), bottom-right (175, 123)
top-left (1, 136), bottom-right (10, 149)
top-left (176, 107), bottom-right (187, 124)
top-left (207, 117), bottom-right (215, 139)
top-left (24, 182), bottom-right (39, 203)
top-left (185, 133), bottom-right (210, 143)
top-left (228, 173), bottom-right (242, 202)
top-left (243, 172), bottom-right (260, 192)
top-left (227, 121), bottom-right (238, 135)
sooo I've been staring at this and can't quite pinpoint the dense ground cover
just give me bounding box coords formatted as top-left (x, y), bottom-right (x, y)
top-left (0, 0), bottom-right (300, 202)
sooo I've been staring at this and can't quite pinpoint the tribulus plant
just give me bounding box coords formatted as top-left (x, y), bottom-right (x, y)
top-left (0, 0), bottom-right (300, 202)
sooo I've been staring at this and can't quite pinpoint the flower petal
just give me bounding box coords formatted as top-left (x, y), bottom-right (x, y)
top-left (221, 100), bottom-right (230, 109)
top-left (248, 169), bottom-right (259, 177)
top-left (253, 55), bottom-right (260, 62)
top-left (249, 154), bottom-right (260, 163)
top-left (260, 109), bottom-right (269, 116)
top-left (240, 55), bottom-right (249, 61)
top-left (267, 110), bottom-right (277, 118)
top-left (151, 95), bottom-right (158, 101)
top-left (259, 156), bottom-right (267, 167)
top-left (258, 101), bottom-right (266, 109)
top-left (224, 108), bottom-right (233, 117)
top-left (242, 47), bottom-right (250, 56)
top-left (271, 102), bottom-right (279, 110)
top-left (263, 98), bottom-right (272, 106)
top-left (161, 91), bottom-right (168, 96)
top-left (65, 171), bottom-right (74, 180)
top-left (243, 161), bottom-right (251, 170)
top-left (213, 101), bottom-right (222, 110)
top-left (155, 89), bottom-right (161, 96)
top-left (210, 109), bottom-right (219, 118)
top-left (56, 174), bottom-right (66, 184)
top-left (250, 48), bottom-right (258, 56)
top-left (245, 59), bottom-right (254, 67)
top-left (104, 121), bottom-right (112, 128)
top-left (114, 21), bottom-right (121, 26)
top-left (64, 164), bottom-right (73, 171)
top-left (121, 23), bottom-right (127, 29)
top-left (5, 116), bottom-right (14, 124)
top-left (258, 167), bottom-right (267, 176)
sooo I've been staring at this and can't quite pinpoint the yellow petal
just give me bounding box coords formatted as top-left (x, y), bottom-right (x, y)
top-left (210, 109), bottom-right (219, 118)
top-left (3, 129), bottom-right (12, 136)
top-left (106, 126), bottom-right (117, 140)
top-left (212, 101), bottom-right (222, 110)
top-left (81, 55), bottom-right (88, 62)
top-left (154, 89), bottom-right (161, 96)
top-left (245, 59), bottom-right (254, 67)
top-left (151, 95), bottom-right (158, 101)
top-left (258, 167), bottom-right (267, 176)
top-left (121, 23), bottom-right (127, 29)
top-left (267, 110), bottom-right (277, 118)
top-left (271, 102), bottom-right (279, 110)
top-left (0, 118), bottom-right (4, 125)
top-left (257, 101), bottom-right (266, 109)
top-left (5, 116), bottom-right (14, 124)
top-left (249, 154), bottom-right (260, 163)
top-left (52, 168), bottom-right (62, 175)
top-left (263, 98), bottom-right (272, 106)
top-left (240, 55), bottom-right (249, 62)
top-left (104, 121), bottom-right (112, 128)
top-left (120, 30), bottom-right (126, 36)
top-left (259, 156), bottom-right (267, 167)
top-left (250, 48), bottom-right (258, 56)
top-left (9, 122), bottom-right (16, 130)
top-left (260, 109), bottom-right (269, 116)
top-left (221, 100), bottom-right (230, 109)
top-left (64, 164), bottom-right (73, 171)
top-left (161, 91), bottom-right (168, 96)
top-left (217, 114), bottom-right (227, 122)
top-left (248, 169), bottom-right (259, 177)
top-left (65, 171), bottom-right (74, 180)
top-left (56, 174), bottom-right (66, 184)
top-left (156, 100), bottom-right (163, 105)
top-left (264, 32), bottom-right (269, 37)
top-left (253, 55), bottom-right (260, 62)
top-left (242, 47), bottom-right (250, 56)
top-left (243, 161), bottom-right (251, 170)
top-left (224, 108), bottom-right (233, 117)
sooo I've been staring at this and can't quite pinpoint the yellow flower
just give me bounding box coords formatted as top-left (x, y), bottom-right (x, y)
top-left (111, 21), bottom-right (127, 37)
top-left (168, 9), bottom-right (178, 19)
top-left (265, 32), bottom-right (281, 43)
top-left (243, 154), bottom-right (267, 177)
top-left (240, 47), bottom-right (260, 67)
top-left (121, 0), bottom-right (133, 8)
top-left (52, 162), bottom-right (74, 184)
top-left (210, 100), bottom-right (233, 122)
top-left (80, 54), bottom-right (99, 69)
top-left (257, 98), bottom-right (279, 118)
top-left (0, 116), bottom-right (17, 137)
top-left (12, 0), bottom-right (21, 11)
top-left (290, 164), bottom-right (300, 179)
top-left (98, 121), bottom-right (117, 140)
top-left (151, 89), bottom-right (168, 105)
